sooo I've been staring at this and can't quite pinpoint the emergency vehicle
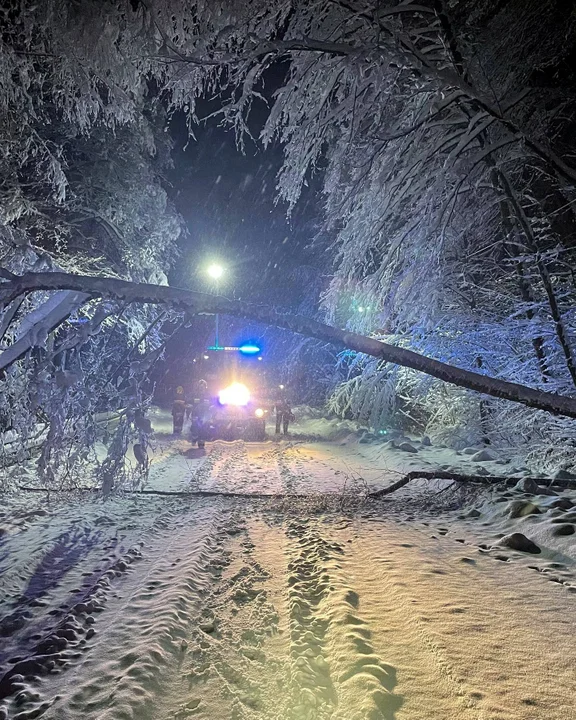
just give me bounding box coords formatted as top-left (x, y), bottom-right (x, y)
top-left (189, 343), bottom-right (271, 443)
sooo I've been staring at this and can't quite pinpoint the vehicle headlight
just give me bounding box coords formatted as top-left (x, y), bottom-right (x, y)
top-left (254, 408), bottom-right (264, 418)
top-left (218, 382), bottom-right (250, 406)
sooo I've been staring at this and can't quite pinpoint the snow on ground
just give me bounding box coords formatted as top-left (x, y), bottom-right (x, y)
top-left (1, 407), bottom-right (576, 719)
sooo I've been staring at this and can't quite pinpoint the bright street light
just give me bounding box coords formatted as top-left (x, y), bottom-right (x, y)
top-left (207, 263), bottom-right (224, 280)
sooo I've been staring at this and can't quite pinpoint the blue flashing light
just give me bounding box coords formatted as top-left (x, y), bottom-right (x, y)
top-left (238, 343), bottom-right (261, 355)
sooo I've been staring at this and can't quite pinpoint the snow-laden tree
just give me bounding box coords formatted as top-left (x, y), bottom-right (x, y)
top-left (249, 0), bottom-right (576, 464)
top-left (2, 0), bottom-right (576, 484)
top-left (0, 3), bottom-right (185, 487)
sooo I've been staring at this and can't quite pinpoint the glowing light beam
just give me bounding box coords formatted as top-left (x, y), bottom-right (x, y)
top-left (218, 382), bottom-right (250, 406)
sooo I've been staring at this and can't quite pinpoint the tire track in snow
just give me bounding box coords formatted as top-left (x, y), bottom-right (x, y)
top-left (163, 506), bottom-right (285, 719)
top-left (284, 519), bottom-right (338, 718)
top-left (284, 517), bottom-right (404, 720)
top-left (197, 442), bottom-right (282, 495)
top-left (22, 499), bottom-right (224, 720)
top-left (339, 522), bottom-right (486, 719)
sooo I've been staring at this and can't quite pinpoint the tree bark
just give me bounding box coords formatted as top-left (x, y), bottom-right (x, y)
top-left (3, 272), bottom-right (576, 418)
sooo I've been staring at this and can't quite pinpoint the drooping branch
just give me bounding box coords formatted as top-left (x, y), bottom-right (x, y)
top-left (0, 290), bottom-right (89, 372)
top-left (319, 2), bottom-right (576, 184)
top-left (3, 272), bottom-right (576, 418)
top-left (0, 297), bottom-right (25, 344)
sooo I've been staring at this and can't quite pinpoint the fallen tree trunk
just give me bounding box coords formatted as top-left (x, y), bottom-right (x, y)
top-left (3, 271), bottom-right (576, 417)
top-left (16, 484), bottom-right (333, 499)
top-left (18, 472), bottom-right (576, 498)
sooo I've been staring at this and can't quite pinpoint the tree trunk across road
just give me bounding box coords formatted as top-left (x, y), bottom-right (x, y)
top-left (2, 271), bottom-right (576, 418)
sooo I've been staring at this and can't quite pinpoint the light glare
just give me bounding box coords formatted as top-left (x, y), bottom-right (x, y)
top-left (219, 382), bottom-right (250, 406)
top-left (239, 343), bottom-right (261, 355)
top-left (207, 263), bottom-right (224, 279)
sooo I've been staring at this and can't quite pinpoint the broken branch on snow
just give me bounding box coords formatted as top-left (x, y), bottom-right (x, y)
top-left (367, 470), bottom-right (576, 498)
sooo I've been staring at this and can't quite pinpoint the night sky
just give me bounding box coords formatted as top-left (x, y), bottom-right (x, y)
top-left (156, 111), bottom-right (326, 396)
top-left (167, 112), bottom-right (321, 306)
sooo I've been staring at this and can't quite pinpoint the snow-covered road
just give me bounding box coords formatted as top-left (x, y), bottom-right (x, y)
top-left (1, 436), bottom-right (576, 719)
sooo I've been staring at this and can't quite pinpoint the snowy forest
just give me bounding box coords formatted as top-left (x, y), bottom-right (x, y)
top-left (2, 0), bottom-right (576, 488)
top-left (3, 4), bottom-right (576, 720)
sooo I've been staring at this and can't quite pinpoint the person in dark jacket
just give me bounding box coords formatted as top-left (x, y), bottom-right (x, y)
top-left (274, 389), bottom-right (293, 435)
top-left (172, 385), bottom-right (186, 435)
top-left (190, 379), bottom-right (210, 447)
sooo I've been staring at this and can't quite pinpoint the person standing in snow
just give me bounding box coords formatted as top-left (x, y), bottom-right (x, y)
top-left (274, 388), bottom-right (293, 435)
top-left (191, 379), bottom-right (211, 447)
top-left (172, 385), bottom-right (186, 435)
